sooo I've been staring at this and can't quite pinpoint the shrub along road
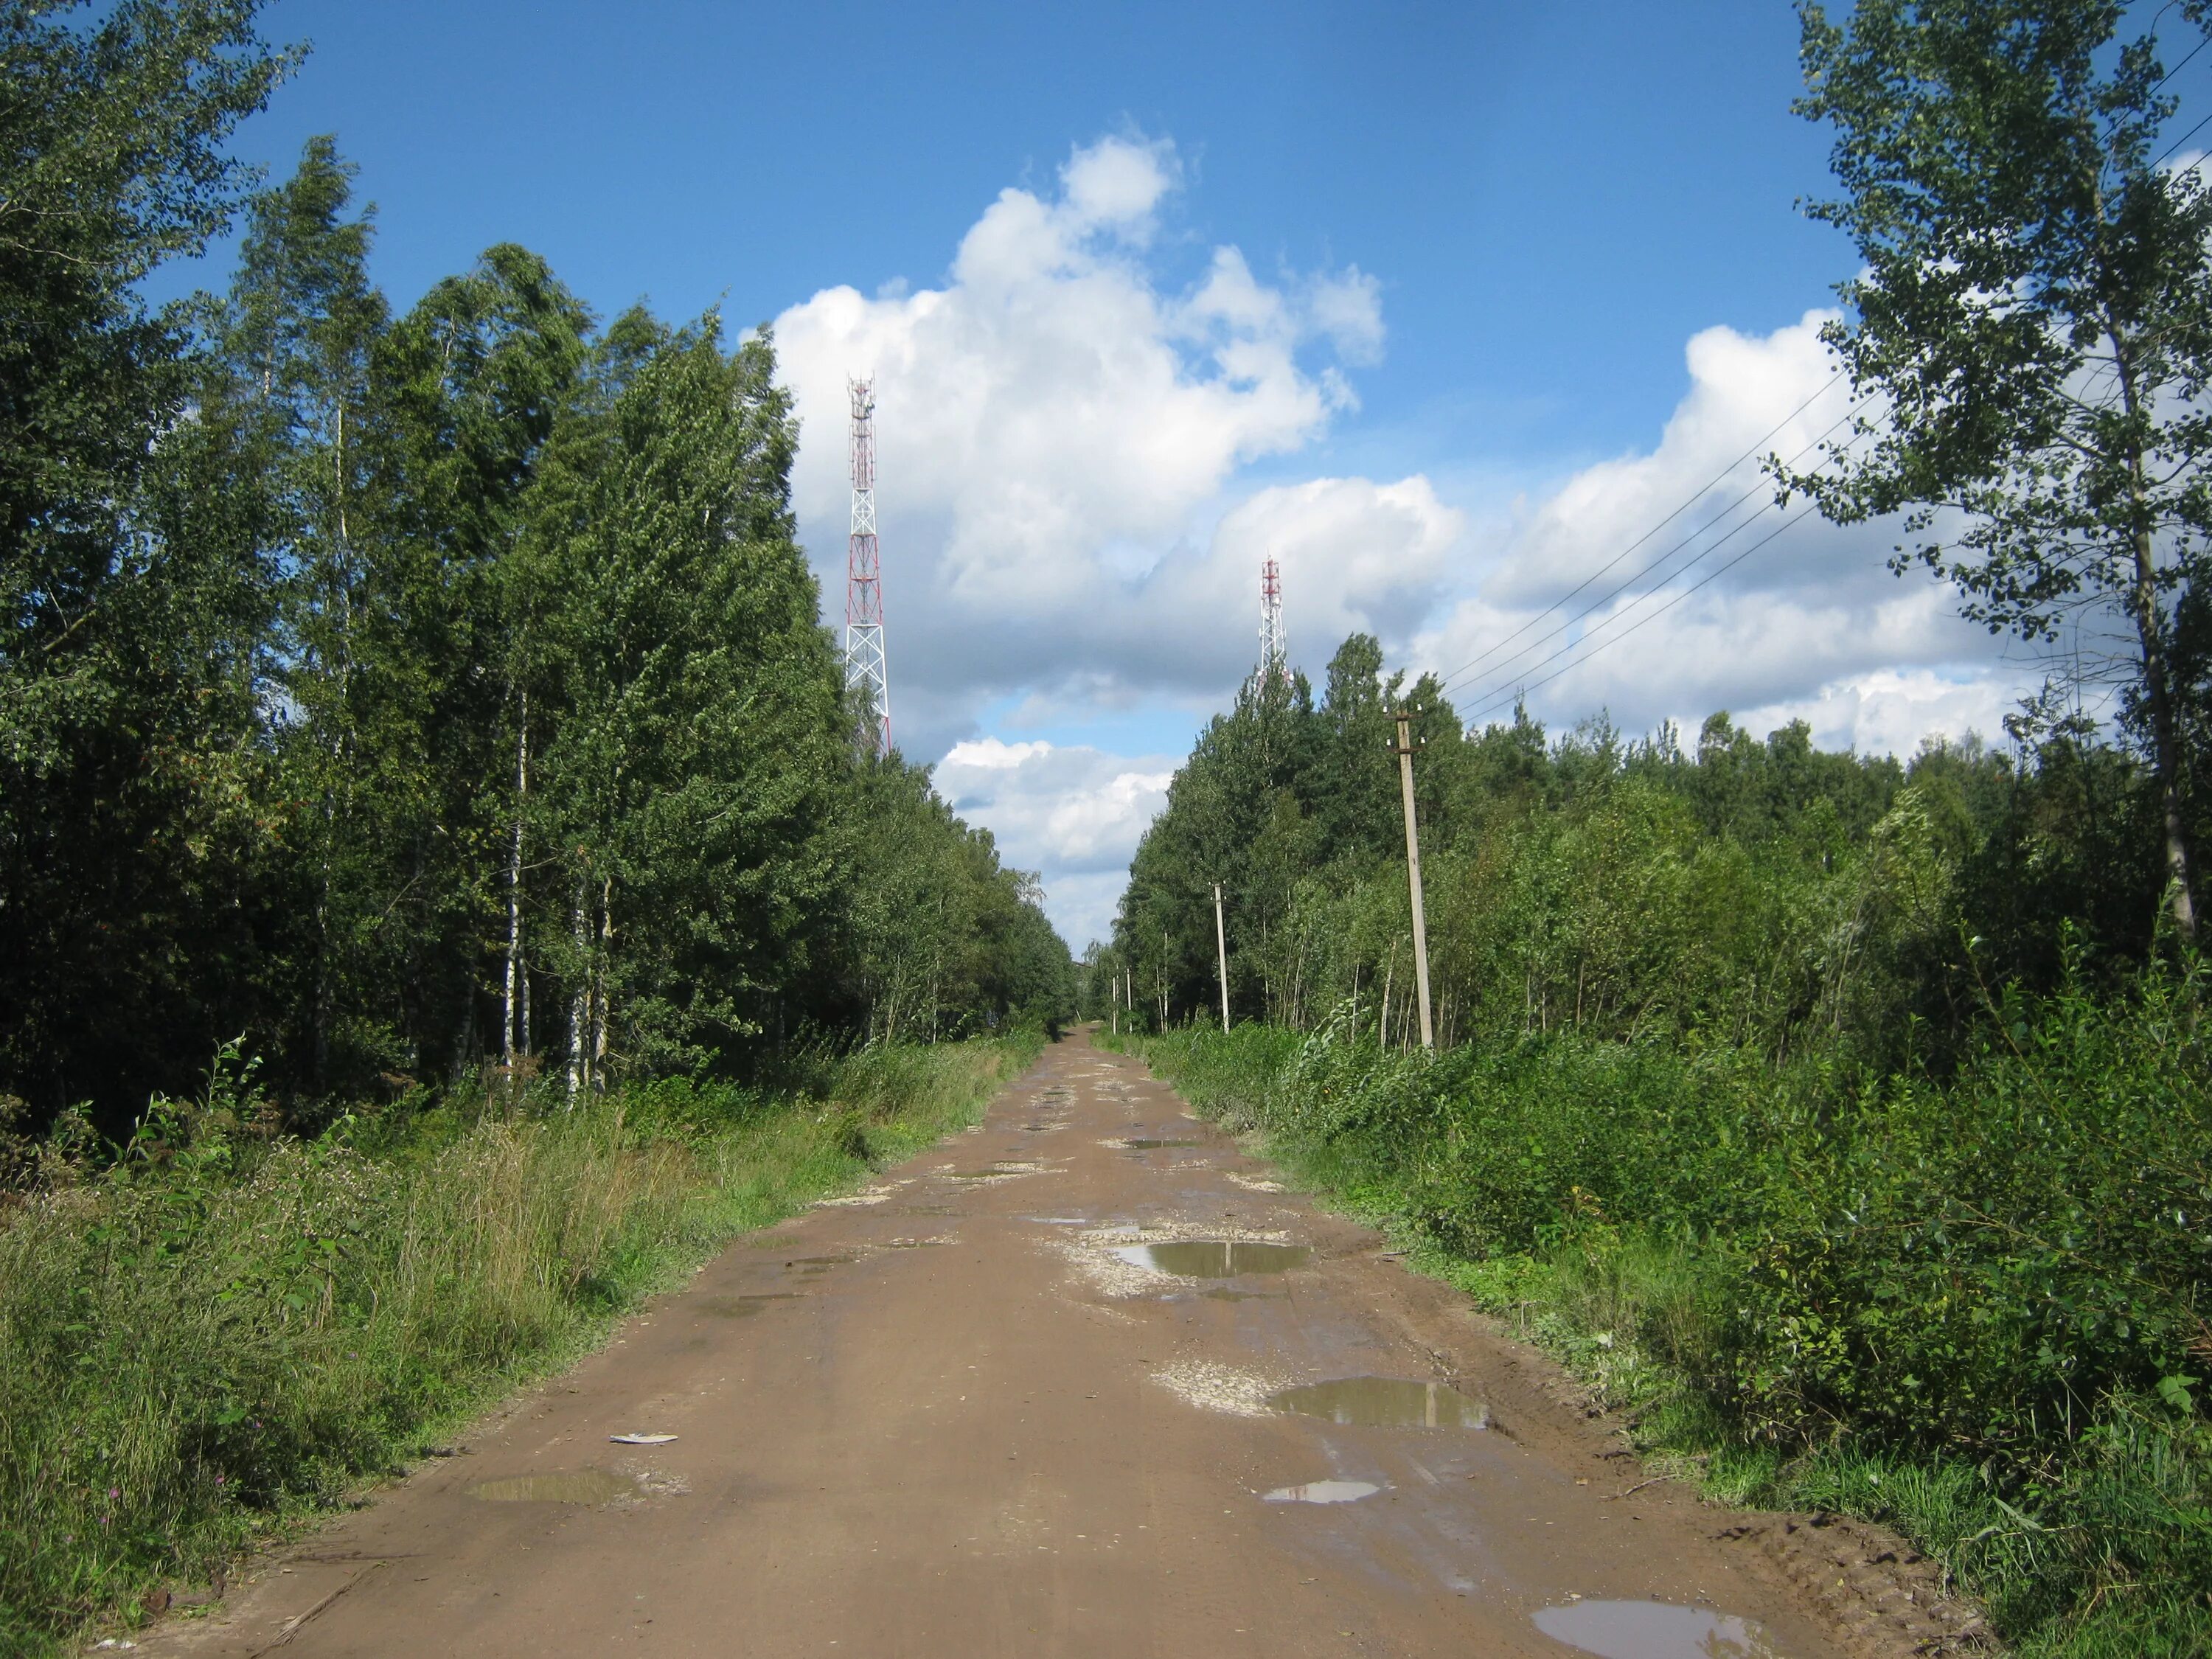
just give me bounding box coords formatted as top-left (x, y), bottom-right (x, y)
top-left (139, 1029), bottom-right (1964, 1658)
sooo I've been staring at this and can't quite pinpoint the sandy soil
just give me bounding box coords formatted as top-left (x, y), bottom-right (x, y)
top-left (135, 1028), bottom-right (1984, 1659)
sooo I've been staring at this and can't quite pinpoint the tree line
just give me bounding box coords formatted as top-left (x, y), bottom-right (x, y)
top-left (1108, 0), bottom-right (2212, 1068)
top-left (1, 1), bottom-right (1072, 1138)
top-left (1105, 633), bottom-right (2168, 1069)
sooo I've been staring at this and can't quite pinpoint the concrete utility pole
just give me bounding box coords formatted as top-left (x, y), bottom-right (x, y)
top-left (1391, 708), bottom-right (1436, 1050)
top-left (1212, 883), bottom-right (1231, 1034)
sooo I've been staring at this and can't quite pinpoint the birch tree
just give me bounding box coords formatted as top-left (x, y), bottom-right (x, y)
top-left (1783, 0), bottom-right (2212, 943)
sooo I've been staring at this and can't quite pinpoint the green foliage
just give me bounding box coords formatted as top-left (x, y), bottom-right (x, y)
top-left (0, 20), bottom-right (1072, 1132)
top-left (0, 1034), bottom-right (1033, 1652)
top-left (1786, 0), bottom-right (2212, 941)
top-left (0, 0), bottom-right (296, 1124)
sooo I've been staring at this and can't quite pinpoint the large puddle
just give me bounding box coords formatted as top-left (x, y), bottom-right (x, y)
top-left (1531, 1601), bottom-right (1784, 1658)
top-left (1265, 1377), bottom-right (1488, 1428)
top-left (467, 1470), bottom-right (633, 1505)
top-left (1263, 1479), bottom-right (1382, 1504)
top-left (1112, 1240), bottom-right (1310, 1278)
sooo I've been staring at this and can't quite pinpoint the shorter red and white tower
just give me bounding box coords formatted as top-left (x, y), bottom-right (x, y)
top-left (844, 377), bottom-right (891, 757)
top-left (1259, 556), bottom-right (1287, 684)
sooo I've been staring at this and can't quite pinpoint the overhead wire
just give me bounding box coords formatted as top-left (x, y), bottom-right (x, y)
top-left (1458, 501), bottom-right (1826, 728)
top-left (1453, 422), bottom-right (1879, 726)
top-left (1438, 387), bottom-right (1878, 701)
top-left (1430, 367), bottom-right (1852, 690)
top-left (1441, 29), bottom-right (2207, 738)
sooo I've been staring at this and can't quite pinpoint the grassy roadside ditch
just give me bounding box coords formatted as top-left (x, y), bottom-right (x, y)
top-left (1107, 990), bottom-right (2211, 1659)
top-left (0, 1032), bottom-right (1041, 1653)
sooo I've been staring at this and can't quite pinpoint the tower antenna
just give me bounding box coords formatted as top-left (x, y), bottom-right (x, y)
top-left (844, 376), bottom-right (891, 757)
top-left (1259, 555), bottom-right (1287, 685)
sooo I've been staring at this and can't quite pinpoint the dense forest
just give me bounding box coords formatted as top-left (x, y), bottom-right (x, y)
top-left (0, 1), bottom-right (1072, 1145)
top-left (1104, 636), bottom-right (2159, 1062)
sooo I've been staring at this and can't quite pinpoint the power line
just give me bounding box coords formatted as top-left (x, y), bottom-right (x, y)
top-left (2152, 28), bottom-right (2210, 95)
top-left (1452, 423), bottom-right (1877, 720)
top-left (1439, 389), bottom-right (1877, 700)
top-left (2154, 102), bottom-right (2212, 170)
top-left (1460, 501), bottom-right (1826, 728)
top-left (1430, 368), bottom-right (1852, 690)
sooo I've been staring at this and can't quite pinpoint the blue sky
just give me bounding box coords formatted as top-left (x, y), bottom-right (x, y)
top-left (184, 0), bottom-right (2208, 945)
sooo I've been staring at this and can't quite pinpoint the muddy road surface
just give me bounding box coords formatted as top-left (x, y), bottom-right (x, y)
top-left (145, 1029), bottom-right (1952, 1659)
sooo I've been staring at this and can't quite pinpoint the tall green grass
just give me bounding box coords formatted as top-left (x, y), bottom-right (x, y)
top-left (1116, 982), bottom-right (2211, 1658)
top-left (0, 1033), bottom-right (1038, 1653)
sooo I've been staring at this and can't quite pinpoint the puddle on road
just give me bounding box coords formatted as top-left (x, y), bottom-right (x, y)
top-left (697, 1293), bottom-right (801, 1318)
top-left (1265, 1377), bottom-right (1489, 1429)
top-left (467, 1470), bottom-right (633, 1505)
top-left (899, 1204), bottom-right (960, 1216)
top-left (1122, 1138), bottom-right (1203, 1150)
top-left (1532, 1601), bottom-right (1784, 1659)
top-left (1200, 1287), bottom-right (1279, 1302)
top-left (783, 1254), bottom-right (855, 1272)
top-left (1263, 1480), bottom-right (1382, 1504)
top-left (1113, 1240), bottom-right (1310, 1278)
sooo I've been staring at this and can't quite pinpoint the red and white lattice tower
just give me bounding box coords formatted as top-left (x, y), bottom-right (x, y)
top-left (1259, 556), bottom-right (1287, 685)
top-left (844, 376), bottom-right (891, 757)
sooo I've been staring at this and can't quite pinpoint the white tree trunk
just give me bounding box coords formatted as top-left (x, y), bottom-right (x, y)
top-left (504, 691), bottom-right (529, 1067)
top-left (568, 874), bottom-right (588, 1106)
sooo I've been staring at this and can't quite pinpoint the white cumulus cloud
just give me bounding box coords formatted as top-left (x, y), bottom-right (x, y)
top-left (933, 738), bottom-right (1178, 945)
top-left (771, 133), bottom-right (1429, 757)
top-left (1414, 309), bottom-right (2050, 746)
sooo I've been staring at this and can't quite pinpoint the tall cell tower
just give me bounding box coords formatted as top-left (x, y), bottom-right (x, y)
top-left (1259, 555), bottom-right (1287, 685)
top-left (844, 376), bottom-right (891, 757)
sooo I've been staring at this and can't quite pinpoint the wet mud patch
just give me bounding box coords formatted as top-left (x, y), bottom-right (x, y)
top-left (942, 1159), bottom-right (1054, 1182)
top-left (782, 1253), bottom-right (860, 1284)
top-left (467, 1470), bottom-right (633, 1505)
top-left (1112, 1240), bottom-right (1310, 1278)
top-left (696, 1293), bottom-right (801, 1318)
top-left (1265, 1377), bottom-right (1488, 1429)
top-left (1531, 1599), bottom-right (1783, 1658)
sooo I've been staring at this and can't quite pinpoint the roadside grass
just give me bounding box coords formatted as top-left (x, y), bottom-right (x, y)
top-left (0, 1032), bottom-right (1040, 1655)
top-left (1109, 1004), bottom-right (2212, 1659)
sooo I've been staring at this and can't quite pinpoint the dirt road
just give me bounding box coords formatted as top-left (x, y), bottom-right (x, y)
top-left (143, 1029), bottom-right (1961, 1659)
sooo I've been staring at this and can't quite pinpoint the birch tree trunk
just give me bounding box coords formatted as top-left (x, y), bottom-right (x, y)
top-left (568, 872), bottom-right (588, 1106)
top-left (504, 689), bottom-right (529, 1066)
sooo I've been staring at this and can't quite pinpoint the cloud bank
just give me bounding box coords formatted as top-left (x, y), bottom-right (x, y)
top-left (1413, 310), bottom-right (2047, 754)
top-left (772, 135), bottom-right (1435, 754)
top-left (769, 137), bottom-right (2055, 945)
